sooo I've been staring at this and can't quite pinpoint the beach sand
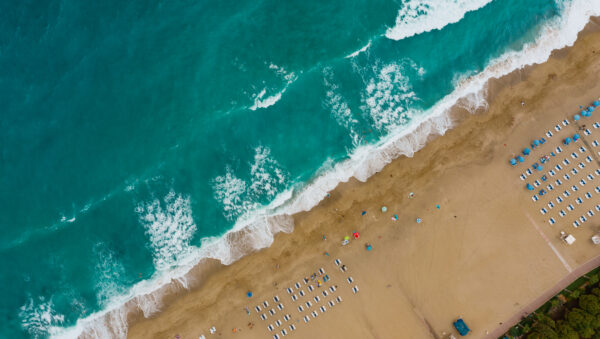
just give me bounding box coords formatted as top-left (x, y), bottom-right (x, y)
top-left (126, 18), bottom-right (600, 339)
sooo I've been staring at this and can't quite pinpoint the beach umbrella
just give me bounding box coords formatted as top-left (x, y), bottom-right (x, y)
top-left (536, 164), bottom-right (543, 171)
top-left (574, 114), bottom-right (581, 121)
top-left (533, 139), bottom-right (540, 146)
top-left (582, 110), bottom-right (587, 116)
top-left (247, 291), bottom-right (253, 297)
top-left (416, 218), bottom-right (422, 224)
top-left (518, 155), bottom-right (525, 162)
top-left (366, 244), bottom-right (372, 251)
top-left (510, 158), bottom-right (517, 166)
top-left (574, 133), bottom-right (580, 140)
top-left (589, 106), bottom-right (595, 112)
top-left (344, 236), bottom-right (350, 241)
top-left (523, 148), bottom-right (531, 155)
top-left (526, 183), bottom-right (534, 191)
top-left (564, 137), bottom-right (571, 145)
top-left (595, 100), bottom-right (599, 107)
top-left (381, 206), bottom-right (387, 212)
top-left (353, 232), bottom-right (360, 239)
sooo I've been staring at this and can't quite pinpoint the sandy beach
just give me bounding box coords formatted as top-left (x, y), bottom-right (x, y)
top-left (125, 18), bottom-right (600, 339)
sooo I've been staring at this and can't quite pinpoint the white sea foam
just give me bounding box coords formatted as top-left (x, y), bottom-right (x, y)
top-left (93, 244), bottom-right (127, 307)
top-left (323, 67), bottom-right (361, 146)
top-left (20, 297), bottom-right (65, 338)
top-left (250, 64), bottom-right (297, 110)
top-left (135, 191), bottom-right (197, 270)
top-left (385, 0), bottom-right (493, 41)
top-left (51, 1), bottom-right (600, 337)
top-left (345, 40), bottom-right (372, 58)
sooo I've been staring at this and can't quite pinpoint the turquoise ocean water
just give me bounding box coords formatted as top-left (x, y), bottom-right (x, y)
top-left (1, 0), bottom-right (598, 337)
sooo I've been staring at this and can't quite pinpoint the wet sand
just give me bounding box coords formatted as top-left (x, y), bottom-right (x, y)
top-left (126, 19), bottom-right (600, 339)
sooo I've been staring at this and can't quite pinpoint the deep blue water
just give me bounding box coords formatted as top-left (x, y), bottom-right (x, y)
top-left (0, 0), bottom-right (581, 337)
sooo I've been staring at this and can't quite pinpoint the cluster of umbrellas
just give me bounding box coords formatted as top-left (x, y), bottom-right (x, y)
top-left (574, 100), bottom-right (599, 121)
top-left (563, 133), bottom-right (580, 145)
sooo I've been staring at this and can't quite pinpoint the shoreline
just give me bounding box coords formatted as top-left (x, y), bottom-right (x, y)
top-left (64, 12), bottom-right (600, 339)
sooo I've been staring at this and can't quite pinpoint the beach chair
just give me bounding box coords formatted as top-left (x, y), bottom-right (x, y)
top-left (549, 218), bottom-right (556, 225)
top-left (532, 195), bottom-right (538, 202)
top-left (579, 163), bottom-right (586, 169)
top-left (534, 180), bottom-right (540, 187)
top-left (556, 196), bottom-right (563, 203)
top-left (320, 306), bottom-right (327, 313)
top-left (572, 185), bottom-right (579, 192)
top-left (334, 259), bottom-right (342, 266)
top-left (594, 122), bottom-right (600, 128)
top-left (295, 282), bottom-right (301, 289)
top-left (261, 314), bottom-right (267, 320)
top-left (307, 285), bottom-right (314, 292)
top-left (352, 286), bottom-right (359, 294)
top-left (586, 192), bottom-right (592, 199)
top-left (586, 156), bottom-right (593, 163)
top-left (540, 208), bottom-right (547, 215)
top-left (286, 288), bottom-right (293, 294)
top-left (596, 169), bottom-right (600, 175)
top-left (580, 179), bottom-right (586, 186)
top-left (556, 146), bottom-right (563, 153)
top-left (564, 173), bottom-right (571, 180)
top-left (548, 201), bottom-right (554, 209)
top-left (274, 295), bottom-right (280, 302)
top-left (549, 170), bottom-right (555, 176)
top-left (567, 204), bottom-right (574, 211)
top-left (555, 164), bottom-right (563, 171)
top-left (268, 324), bottom-right (275, 332)
top-left (588, 174), bottom-right (594, 180)
top-left (263, 301), bottom-right (270, 308)
top-left (255, 306), bottom-right (262, 312)
top-left (585, 129), bottom-right (591, 136)
top-left (526, 168), bottom-right (533, 175)
top-left (277, 303), bottom-right (284, 310)
top-left (595, 186), bottom-right (600, 193)
top-left (571, 152), bottom-right (578, 159)
top-left (559, 210), bottom-right (566, 217)
top-left (563, 190), bottom-right (571, 197)
top-left (563, 159), bottom-right (570, 165)
top-left (313, 296), bottom-right (320, 303)
top-left (336, 296), bottom-right (343, 303)
top-left (275, 319), bottom-right (282, 327)
top-left (328, 300), bottom-right (335, 307)
top-left (291, 294), bottom-right (298, 302)
top-left (322, 290), bottom-right (328, 297)
top-left (283, 314), bottom-right (291, 321)
top-left (303, 277), bottom-right (309, 284)
top-left (303, 315), bottom-right (310, 323)
top-left (297, 305), bottom-right (304, 313)
top-left (572, 168), bottom-right (579, 175)
top-left (280, 329), bottom-right (287, 337)
top-left (594, 140), bottom-right (600, 147)
top-left (576, 197), bottom-right (583, 204)
top-left (563, 119), bottom-right (570, 126)
top-left (520, 174), bottom-right (526, 180)
top-left (305, 301), bottom-right (312, 308)
top-left (573, 220), bottom-right (580, 228)
top-left (299, 290), bottom-right (305, 297)
top-left (329, 286), bottom-right (336, 292)
top-left (588, 210), bottom-right (595, 217)
top-left (269, 309), bottom-right (276, 316)
top-left (555, 124), bottom-right (562, 131)
top-left (318, 268), bottom-right (325, 274)
top-left (580, 215), bottom-right (587, 223)
top-left (273, 334), bottom-right (280, 339)
top-left (556, 179), bottom-right (563, 186)
top-left (546, 131), bottom-right (553, 138)
top-left (289, 324), bottom-right (296, 331)
top-left (311, 311), bottom-right (318, 318)
top-left (347, 277), bottom-right (354, 283)
top-left (340, 265), bottom-right (348, 272)
top-left (547, 184), bottom-right (554, 191)
top-left (580, 146), bottom-right (587, 153)
top-left (596, 205), bottom-right (600, 211)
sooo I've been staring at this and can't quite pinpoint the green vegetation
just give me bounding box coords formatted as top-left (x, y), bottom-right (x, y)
top-left (504, 271), bottom-right (600, 339)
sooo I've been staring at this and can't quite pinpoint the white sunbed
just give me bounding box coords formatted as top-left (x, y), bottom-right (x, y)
top-left (263, 301), bottom-right (270, 308)
top-left (281, 329), bottom-right (287, 336)
top-left (313, 296), bottom-right (320, 303)
top-left (352, 286), bottom-right (359, 294)
top-left (303, 315), bottom-right (310, 323)
top-left (318, 268), bottom-right (325, 274)
top-left (261, 314), bottom-right (267, 320)
top-left (311, 311), bottom-right (319, 318)
top-left (297, 305), bottom-right (303, 313)
top-left (336, 296), bottom-right (343, 303)
top-left (268, 324), bottom-right (274, 332)
top-left (283, 314), bottom-right (291, 321)
top-left (289, 324), bottom-right (296, 331)
top-left (334, 259), bottom-right (342, 266)
top-left (277, 303), bottom-right (284, 310)
top-left (275, 319), bottom-right (282, 327)
top-left (273, 295), bottom-right (280, 302)
top-left (328, 300), bottom-right (335, 307)
top-left (319, 306), bottom-right (327, 313)
top-left (347, 277), bottom-right (354, 283)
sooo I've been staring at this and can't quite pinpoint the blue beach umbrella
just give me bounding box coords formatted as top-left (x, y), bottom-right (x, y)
top-left (526, 183), bottom-right (534, 191)
top-left (564, 137), bottom-right (571, 145)
top-left (518, 155), bottom-right (525, 162)
top-left (533, 139), bottom-right (540, 146)
top-left (523, 148), bottom-right (531, 155)
top-left (536, 164), bottom-right (543, 171)
top-left (574, 133), bottom-right (580, 141)
top-left (574, 114), bottom-right (581, 121)
top-left (510, 158), bottom-right (517, 166)
top-left (582, 110), bottom-right (588, 116)
top-left (589, 106), bottom-right (595, 112)
top-left (595, 100), bottom-right (599, 107)
top-left (247, 291), bottom-right (253, 297)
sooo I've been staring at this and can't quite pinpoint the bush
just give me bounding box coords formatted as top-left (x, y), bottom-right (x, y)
top-left (580, 294), bottom-right (600, 316)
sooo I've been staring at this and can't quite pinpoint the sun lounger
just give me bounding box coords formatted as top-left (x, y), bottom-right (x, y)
top-left (297, 305), bottom-right (304, 312)
top-left (329, 286), bottom-right (336, 292)
top-left (556, 164), bottom-right (563, 171)
top-left (588, 210), bottom-right (594, 217)
top-left (586, 156), bottom-right (593, 163)
top-left (596, 205), bottom-right (600, 211)
top-left (275, 319), bottom-right (282, 327)
top-left (520, 174), bottom-right (526, 180)
top-left (563, 119), bottom-right (570, 126)
top-left (594, 140), bottom-right (599, 147)
top-left (307, 285), bottom-right (314, 292)
top-left (576, 197), bottom-right (583, 204)
top-left (571, 185), bottom-right (579, 191)
top-left (555, 124), bottom-right (562, 131)
top-left (274, 296), bottom-right (280, 302)
top-left (268, 324), bottom-right (274, 332)
top-left (291, 294), bottom-right (298, 301)
top-left (585, 129), bottom-right (591, 136)
top-left (322, 290), bottom-right (328, 297)
top-left (580, 179), bottom-right (586, 186)
top-left (534, 180), bottom-right (540, 187)
top-left (261, 314), bottom-right (267, 320)
top-left (548, 201), bottom-right (554, 209)
top-left (313, 296), bottom-right (320, 303)
top-left (580, 146), bottom-right (587, 153)
top-left (532, 195), bottom-right (538, 202)
top-left (340, 265), bottom-right (348, 272)
top-left (556, 179), bottom-right (563, 186)
top-left (281, 329), bottom-right (287, 336)
top-left (556, 146), bottom-right (563, 153)
top-left (352, 286), bottom-right (359, 294)
top-left (547, 184), bottom-right (554, 191)
top-left (255, 306), bottom-right (261, 312)
top-left (588, 174), bottom-right (594, 180)
top-left (526, 168), bottom-right (533, 175)
top-left (549, 218), bottom-right (556, 225)
top-left (559, 210), bottom-right (566, 217)
top-left (287, 288), bottom-right (293, 294)
top-left (303, 315), bottom-right (310, 323)
top-left (295, 282), bottom-right (301, 289)
top-left (549, 170), bottom-right (555, 176)
top-left (572, 168), bottom-right (579, 174)
top-left (328, 300), bottom-right (335, 307)
top-left (305, 301), bottom-right (312, 308)
top-left (269, 309), bottom-right (276, 316)
top-left (277, 303), bottom-right (284, 310)
top-left (263, 301), bottom-right (270, 308)
top-left (334, 259), bottom-right (342, 266)
top-left (311, 311), bottom-right (318, 318)
top-left (594, 122), bottom-right (600, 128)
top-left (586, 192), bottom-right (592, 199)
top-left (596, 186), bottom-right (600, 193)
top-left (318, 268), bottom-right (325, 274)
top-left (556, 196), bottom-right (563, 203)
top-left (299, 290), bottom-right (305, 297)
top-left (580, 215), bottom-right (587, 223)
top-left (579, 162), bottom-right (586, 169)
top-left (563, 190), bottom-right (571, 197)
top-left (283, 314), bottom-right (291, 321)
top-left (336, 296), bottom-right (343, 303)
top-left (289, 324), bottom-right (296, 331)
top-left (540, 208), bottom-right (547, 215)
top-left (563, 173), bottom-right (571, 180)
top-left (546, 131), bottom-right (553, 137)
top-left (347, 277), bottom-right (354, 283)
top-left (319, 306), bottom-right (327, 313)
top-left (563, 159), bottom-right (570, 165)
top-left (567, 204), bottom-right (574, 211)
top-left (571, 152), bottom-right (578, 159)
top-left (573, 220), bottom-right (580, 228)
top-left (273, 334), bottom-right (280, 339)
top-left (596, 169), bottom-right (600, 175)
